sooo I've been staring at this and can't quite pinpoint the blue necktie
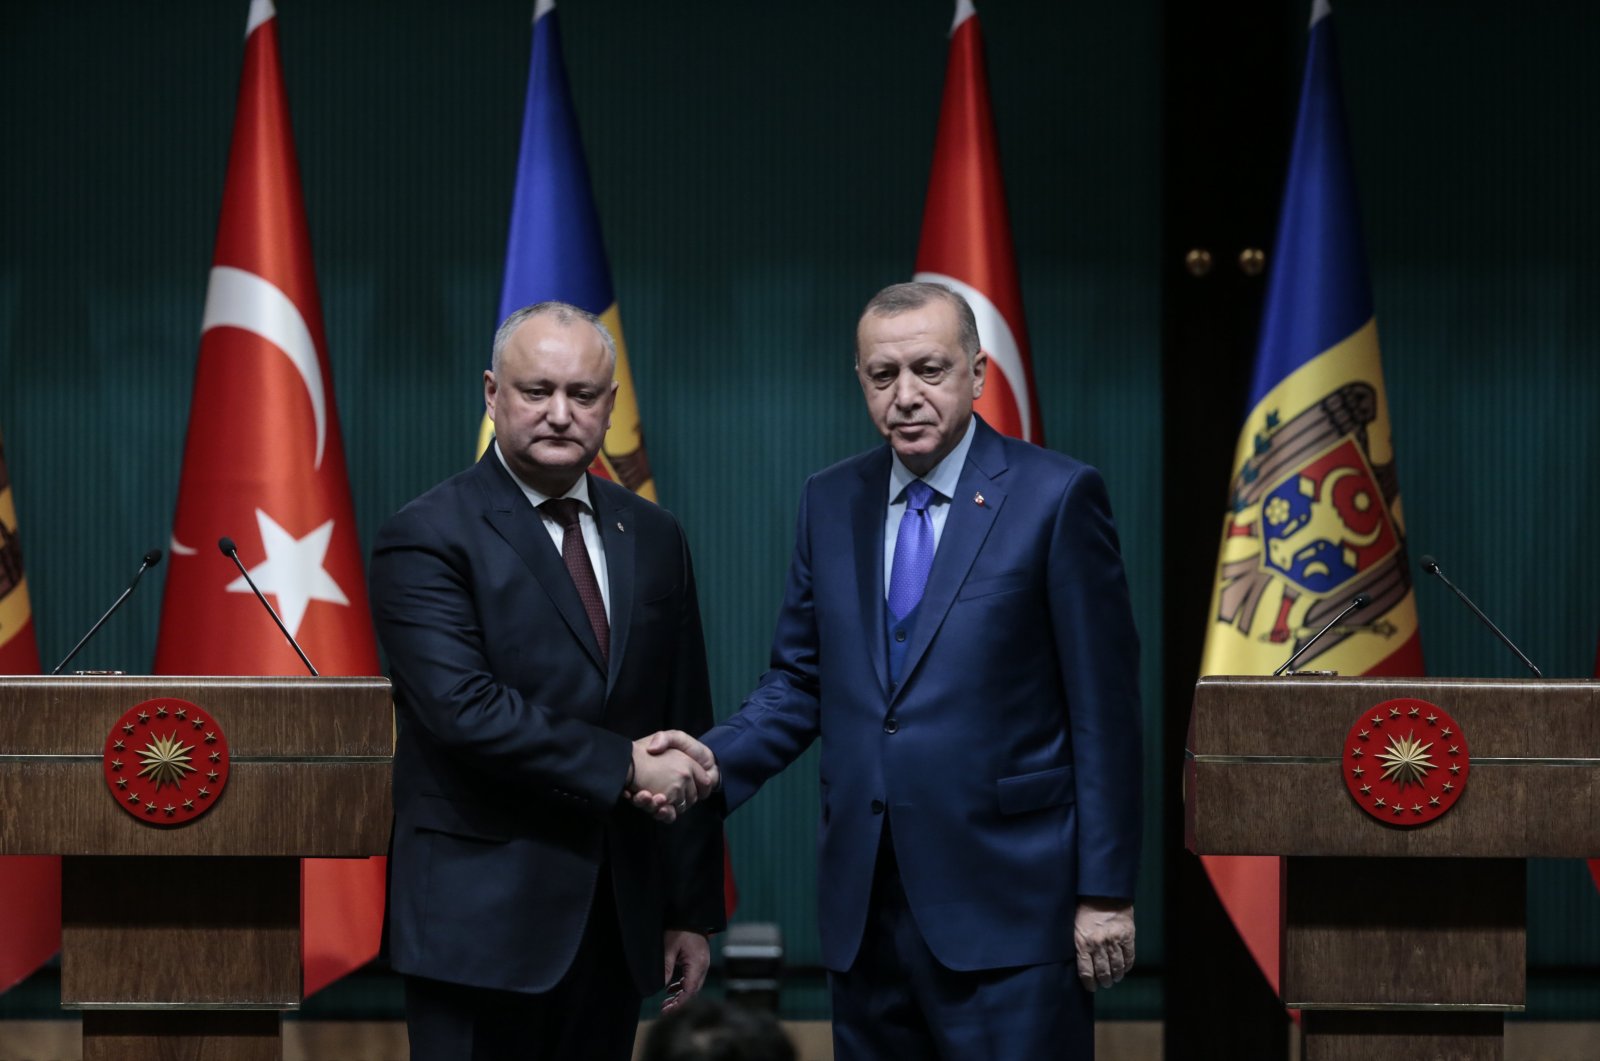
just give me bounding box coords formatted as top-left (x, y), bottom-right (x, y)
top-left (887, 480), bottom-right (936, 620)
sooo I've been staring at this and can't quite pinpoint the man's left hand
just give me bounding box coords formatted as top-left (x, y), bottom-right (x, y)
top-left (660, 929), bottom-right (711, 1012)
top-left (1074, 899), bottom-right (1135, 991)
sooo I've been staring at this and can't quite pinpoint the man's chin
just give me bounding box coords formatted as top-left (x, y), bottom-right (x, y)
top-left (890, 441), bottom-right (940, 472)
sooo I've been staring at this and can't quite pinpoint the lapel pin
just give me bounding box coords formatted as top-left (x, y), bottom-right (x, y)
top-left (974, 492), bottom-right (985, 506)
top-left (616, 521), bottom-right (625, 532)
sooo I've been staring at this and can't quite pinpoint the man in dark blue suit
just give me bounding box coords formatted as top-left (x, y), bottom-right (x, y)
top-left (370, 302), bottom-right (725, 1060)
top-left (654, 282), bottom-right (1142, 1058)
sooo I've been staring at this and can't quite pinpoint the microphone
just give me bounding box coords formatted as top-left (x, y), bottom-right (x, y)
top-left (51, 549), bottom-right (164, 675)
top-left (1419, 555), bottom-right (1541, 678)
top-left (1274, 593), bottom-right (1371, 676)
top-left (218, 536), bottom-right (319, 676)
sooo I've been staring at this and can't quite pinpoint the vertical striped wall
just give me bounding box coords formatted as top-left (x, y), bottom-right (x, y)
top-left (1, 0), bottom-right (1594, 1018)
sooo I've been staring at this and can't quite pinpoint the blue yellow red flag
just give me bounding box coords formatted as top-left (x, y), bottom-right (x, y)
top-left (1197, 0), bottom-right (1425, 1000)
top-left (477, 0), bottom-right (654, 502)
top-left (0, 429), bottom-right (58, 994)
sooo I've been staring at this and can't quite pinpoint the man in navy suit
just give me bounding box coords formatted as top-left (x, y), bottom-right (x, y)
top-left (370, 302), bottom-right (725, 1060)
top-left (652, 282), bottom-right (1142, 1058)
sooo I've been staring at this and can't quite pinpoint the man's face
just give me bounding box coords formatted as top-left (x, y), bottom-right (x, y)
top-left (484, 314), bottom-right (618, 495)
top-left (856, 300), bottom-right (986, 476)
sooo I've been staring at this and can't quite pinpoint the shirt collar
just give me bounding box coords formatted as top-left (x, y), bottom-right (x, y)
top-left (887, 416), bottom-right (976, 505)
top-left (493, 440), bottom-right (594, 513)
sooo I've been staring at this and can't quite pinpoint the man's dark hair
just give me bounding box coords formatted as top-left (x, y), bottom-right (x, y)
top-left (639, 997), bottom-right (797, 1061)
top-left (858, 281), bottom-right (981, 362)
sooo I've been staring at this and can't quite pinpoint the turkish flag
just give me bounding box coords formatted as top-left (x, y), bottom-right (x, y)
top-left (914, 1), bottom-right (1043, 445)
top-left (154, 2), bottom-right (384, 997)
top-left (0, 431), bottom-right (58, 994)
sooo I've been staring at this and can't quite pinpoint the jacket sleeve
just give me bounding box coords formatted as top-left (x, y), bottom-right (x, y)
top-left (1046, 465), bottom-right (1144, 900)
top-left (370, 501), bottom-right (633, 811)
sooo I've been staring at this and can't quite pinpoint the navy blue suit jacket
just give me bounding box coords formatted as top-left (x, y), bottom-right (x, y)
top-left (370, 452), bottom-right (724, 996)
top-left (704, 418), bottom-right (1141, 973)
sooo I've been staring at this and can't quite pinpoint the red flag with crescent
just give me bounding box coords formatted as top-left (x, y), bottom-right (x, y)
top-left (0, 430), bottom-right (58, 993)
top-left (914, 0), bottom-right (1042, 444)
top-left (153, 0), bottom-right (384, 997)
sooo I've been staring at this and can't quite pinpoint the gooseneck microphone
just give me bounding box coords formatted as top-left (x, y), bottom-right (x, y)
top-left (218, 536), bottom-right (319, 676)
top-left (1419, 555), bottom-right (1541, 678)
top-left (1274, 593), bottom-right (1371, 676)
top-left (51, 549), bottom-right (164, 675)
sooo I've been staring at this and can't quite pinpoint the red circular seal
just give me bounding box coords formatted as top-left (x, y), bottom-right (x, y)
top-left (1343, 698), bottom-right (1468, 826)
top-left (102, 698), bottom-right (230, 826)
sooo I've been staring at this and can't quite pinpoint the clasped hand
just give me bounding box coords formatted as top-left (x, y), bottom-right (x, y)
top-left (627, 730), bottom-right (718, 823)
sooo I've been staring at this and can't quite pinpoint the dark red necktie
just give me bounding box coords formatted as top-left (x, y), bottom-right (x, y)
top-left (540, 498), bottom-right (609, 663)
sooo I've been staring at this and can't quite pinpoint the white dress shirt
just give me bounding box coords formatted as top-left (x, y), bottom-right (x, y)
top-left (882, 416), bottom-right (977, 598)
top-left (494, 442), bottom-right (611, 621)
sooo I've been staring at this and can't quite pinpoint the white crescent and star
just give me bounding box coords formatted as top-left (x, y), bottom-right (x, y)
top-left (170, 261), bottom-right (347, 639)
top-left (201, 265), bottom-right (327, 469)
top-left (224, 509), bottom-right (349, 639)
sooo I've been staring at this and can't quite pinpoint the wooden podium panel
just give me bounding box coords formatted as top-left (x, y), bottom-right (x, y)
top-left (1186, 675), bottom-right (1600, 1061)
top-left (1282, 857), bottom-right (1525, 1009)
top-left (62, 857), bottom-right (301, 1007)
top-left (1186, 676), bottom-right (1600, 857)
top-left (0, 675), bottom-right (393, 1060)
top-left (0, 676), bottom-right (391, 857)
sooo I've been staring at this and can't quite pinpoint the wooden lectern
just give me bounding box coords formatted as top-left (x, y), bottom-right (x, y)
top-left (1186, 675), bottom-right (1600, 1060)
top-left (0, 675), bottom-right (392, 1061)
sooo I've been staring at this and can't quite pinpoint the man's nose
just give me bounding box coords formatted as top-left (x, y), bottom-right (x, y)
top-left (546, 392), bottom-right (572, 424)
top-left (891, 372), bottom-right (922, 407)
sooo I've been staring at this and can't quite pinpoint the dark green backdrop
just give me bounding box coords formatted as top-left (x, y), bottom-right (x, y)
top-left (0, 0), bottom-right (1594, 1022)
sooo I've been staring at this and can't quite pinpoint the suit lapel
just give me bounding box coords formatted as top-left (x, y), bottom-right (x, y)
top-left (893, 423), bottom-right (1008, 702)
top-left (853, 451), bottom-right (891, 697)
top-left (477, 455), bottom-right (607, 676)
top-left (591, 480), bottom-right (635, 696)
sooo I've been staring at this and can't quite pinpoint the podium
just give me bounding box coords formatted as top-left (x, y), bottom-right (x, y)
top-left (0, 675), bottom-right (392, 1061)
top-left (1185, 675), bottom-right (1600, 1060)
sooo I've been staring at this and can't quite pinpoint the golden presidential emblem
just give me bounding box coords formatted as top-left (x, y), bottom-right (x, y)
top-left (102, 698), bottom-right (230, 826)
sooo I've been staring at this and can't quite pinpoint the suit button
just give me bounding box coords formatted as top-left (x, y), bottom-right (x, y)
top-left (871, 800), bottom-right (884, 814)
top-left (893, 628), bottom-right (907, 643)
top-left (883, 718), bottom-right (899, 734)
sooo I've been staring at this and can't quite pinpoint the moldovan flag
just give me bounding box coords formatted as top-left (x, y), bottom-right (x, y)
top-left (913, 0), bottom-right (1042, 445)
top-left (483, 0), bottom-right (737, 915)
top-left (153, 0), bottom-right (384, 997)
top-left (0, 432), bottom-right (57, 993)
top-left (478, 0), bottom-right (655, 501)
top-left (1197, 0), bottom-right (1424, 1000)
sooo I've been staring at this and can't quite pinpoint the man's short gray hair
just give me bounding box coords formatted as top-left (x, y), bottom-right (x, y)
top-left (857, 282), bottom-right (981, 363)
top-left (491, 301), bottom-right (619, 375)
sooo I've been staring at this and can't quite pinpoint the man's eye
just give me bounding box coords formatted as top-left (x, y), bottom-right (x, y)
top-left (918, 365), bottom-right (948, 382)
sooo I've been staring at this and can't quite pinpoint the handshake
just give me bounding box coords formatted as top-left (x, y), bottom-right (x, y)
top-left (626, 731), bottom-right (719, 823)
